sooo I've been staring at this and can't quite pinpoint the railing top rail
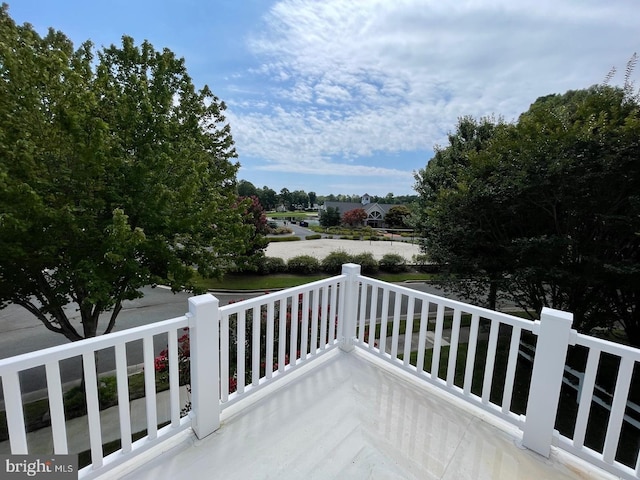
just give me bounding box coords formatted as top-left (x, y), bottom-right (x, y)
top-left (0, 315), bottom-right (188, 375)
top-left (219, 275), bottom-right (346, 315)
top-left (575, 332), bottom-right (640, 362)
top-left (358, 274), bottom-right (537, 332)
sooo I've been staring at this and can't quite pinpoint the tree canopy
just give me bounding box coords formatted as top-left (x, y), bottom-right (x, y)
top-left (238, 179), bottom-right (258, 198)
top-left (415, 84), bottom-right (640, 345)
top-left (342, 208), bottom-right (367, 227)
top-left (0, 6), bottom-right (253, 341)
top-left (319, 207), bottom-right (340, 227)
top-left (384, 205), bottom-right (411, 228)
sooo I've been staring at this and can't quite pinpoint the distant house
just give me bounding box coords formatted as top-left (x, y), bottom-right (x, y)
top-left (319, 193), bottom-right (396, 228)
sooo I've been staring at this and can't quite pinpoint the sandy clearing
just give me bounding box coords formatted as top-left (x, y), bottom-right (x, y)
top-left (265, 238), bottom-right (421, 261)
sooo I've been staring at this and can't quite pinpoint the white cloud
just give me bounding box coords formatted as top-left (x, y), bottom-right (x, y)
top-left (228, 0), bottom-right (640, 184)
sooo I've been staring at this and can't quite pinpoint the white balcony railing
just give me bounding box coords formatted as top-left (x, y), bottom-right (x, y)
top-left (1, 264), bottom-right (639, 479)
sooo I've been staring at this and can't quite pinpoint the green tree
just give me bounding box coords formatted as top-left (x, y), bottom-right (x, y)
top-left (384, 205), bottom-right (411, 228)
top-left (291, 190), bottom-right (309, 210)
top-left (279, 188), bottom-right (291, 210)
top-left (0, 7), bottom-right (251, 341)
top-left (234, 196), bottom-right (269, 271)
top-left (414, 116), bottom-right (508, 309)
top-left (319, 207), bottom-right (341, 227)
top-left (257, 186), bottom-right (278, 210)
top-left (308, 191), bottom-right (317, 208)
top-left (416, 86), bottom-right (640, 344)
top-left (238, 179), bottom-right (258, 197)
top-left (494, 85), bottom-right (640, 342)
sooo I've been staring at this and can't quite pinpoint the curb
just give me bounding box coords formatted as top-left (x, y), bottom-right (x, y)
top-left (206, 288), bottom-right (284, 295)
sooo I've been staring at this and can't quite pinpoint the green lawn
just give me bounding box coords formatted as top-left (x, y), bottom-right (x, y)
top-left (194, 272), bottom-right (436, 291)
top-left (267, 211), bottom-right (313, 219)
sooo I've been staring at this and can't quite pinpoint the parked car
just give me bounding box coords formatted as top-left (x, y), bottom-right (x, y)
top-left (299, 221), bottom-right (309, 227)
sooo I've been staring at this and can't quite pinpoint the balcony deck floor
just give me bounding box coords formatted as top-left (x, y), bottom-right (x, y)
top-left (116, 349), bottom-right (613, 480)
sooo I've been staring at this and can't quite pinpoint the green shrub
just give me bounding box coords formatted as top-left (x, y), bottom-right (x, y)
top-left (270, 227), bottom-right (293, 235)
top-left (352, 252), bottom-right (379, 274)
top-left (321, 250), bottom-right (354, 273)
top-left (412, 253), bottom-right (440, 272)
top-left (379, 253), bottom-right (407, 272)
top-left (305, 234), bottom-right (321, 240)
top-left (62, 377), bottom-right (119, 417)
top-left (256, 256), bottom-right (287, 275)
top-left (267, 236), bottom-right (301, 242)
top-left (64, 386), bottom-right (87, 417)
top-left (98, 377), bottom-right (118, 409)
top-left (287, 255), bottom-right (320, 274)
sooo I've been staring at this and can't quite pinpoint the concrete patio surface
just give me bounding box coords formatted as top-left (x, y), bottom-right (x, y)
top-left (266, 238), bottom-right (421, 261)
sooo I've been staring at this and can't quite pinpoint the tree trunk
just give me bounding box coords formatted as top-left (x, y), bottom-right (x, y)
top-left (488, 280), bottom-right (498, 311)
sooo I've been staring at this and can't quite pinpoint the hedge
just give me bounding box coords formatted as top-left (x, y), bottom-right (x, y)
top-left (255, 257), bottom-right (287, 275)
top-left (352, 252), bottom-right (379, 274)
top-left (267, 236), bottom-right (301, 242)
top-left (287, 255), bottom-right (320, 274)
top-left (321, 251), bottom-right (354, 273)
top-left (379, 253), bottom-right (407, 272)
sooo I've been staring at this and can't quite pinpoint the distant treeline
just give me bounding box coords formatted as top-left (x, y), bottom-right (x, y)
top-left (237, 179), bottom-right (417, 211)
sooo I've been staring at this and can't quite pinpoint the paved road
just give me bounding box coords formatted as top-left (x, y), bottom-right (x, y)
top-left (0, 287), bottom-right (261, 396)
top-left (267, 219), bottom-right (320, 238)
top-left (0, 281), bottom-right (498, 396)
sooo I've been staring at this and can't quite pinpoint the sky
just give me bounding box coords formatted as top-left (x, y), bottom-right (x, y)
top-left (7, 1), bottom-right (640, 197)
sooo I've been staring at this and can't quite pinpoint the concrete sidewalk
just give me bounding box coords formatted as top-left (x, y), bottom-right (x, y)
top-left (0, 386), bottom-right (190, 456)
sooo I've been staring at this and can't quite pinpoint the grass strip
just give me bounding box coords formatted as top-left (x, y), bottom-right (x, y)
top-left (194, 272), bottom-right (435, 291)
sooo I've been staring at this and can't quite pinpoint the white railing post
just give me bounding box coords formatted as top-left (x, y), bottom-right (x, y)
top-left (340, 263), bottom-right (361, 352)
top-left (522, 307), bottom-right (574, 457)
top-left (188, 293), bottom-right (221, 439)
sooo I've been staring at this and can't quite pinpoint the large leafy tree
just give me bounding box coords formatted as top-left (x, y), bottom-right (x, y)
top-left (234, 195), bottom-right (269, 271)
top-left (319, 207), bottom-right (341, 227)
top-left (278, 188), bottom-right (291, 210)
top-left (414, 116), bottom-right (508, 309)
top-left (415, 84), bottom-right (640, 344)
top-left (384, 205), bottom-right (411, 228)
top-left (257, 186), bottom-right (278, 211)
top-left (308, 191), bottom-right (317, 208)
top-left (238, 179), bottom-right (258, 197)
top-left (495, 85), bottom-right (640, 342)
top-left (0, 7), bottom-right (251, 341)
top-left (291, 190), bottom-right (309, 210)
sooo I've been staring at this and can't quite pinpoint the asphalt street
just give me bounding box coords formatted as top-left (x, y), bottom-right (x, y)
top-left (0, 287), bottom-right (261, 396)
top-left (0, 278), bottom-right (487, 396)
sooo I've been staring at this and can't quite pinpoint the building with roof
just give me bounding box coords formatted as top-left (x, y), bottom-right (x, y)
top-left (320, 193), bottom-right (397, 227)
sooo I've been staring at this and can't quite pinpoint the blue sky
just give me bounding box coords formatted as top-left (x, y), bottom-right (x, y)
top-left (8, 1), bottom-right (640, 196)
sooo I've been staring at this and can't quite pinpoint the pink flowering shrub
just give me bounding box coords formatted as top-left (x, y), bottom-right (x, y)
top-left (154, 292), bottom-right (338, 414)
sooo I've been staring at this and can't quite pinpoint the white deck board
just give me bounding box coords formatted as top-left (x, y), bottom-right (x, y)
top-left (115, 350), bottom-right (614, 480)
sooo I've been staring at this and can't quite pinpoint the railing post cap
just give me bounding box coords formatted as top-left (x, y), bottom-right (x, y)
top-left (540, 307), bottom-right (573, 325)
top-left (188, 293), bottom-right (219, 307)
top-left (341, 263), bottom-right (361, 275)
